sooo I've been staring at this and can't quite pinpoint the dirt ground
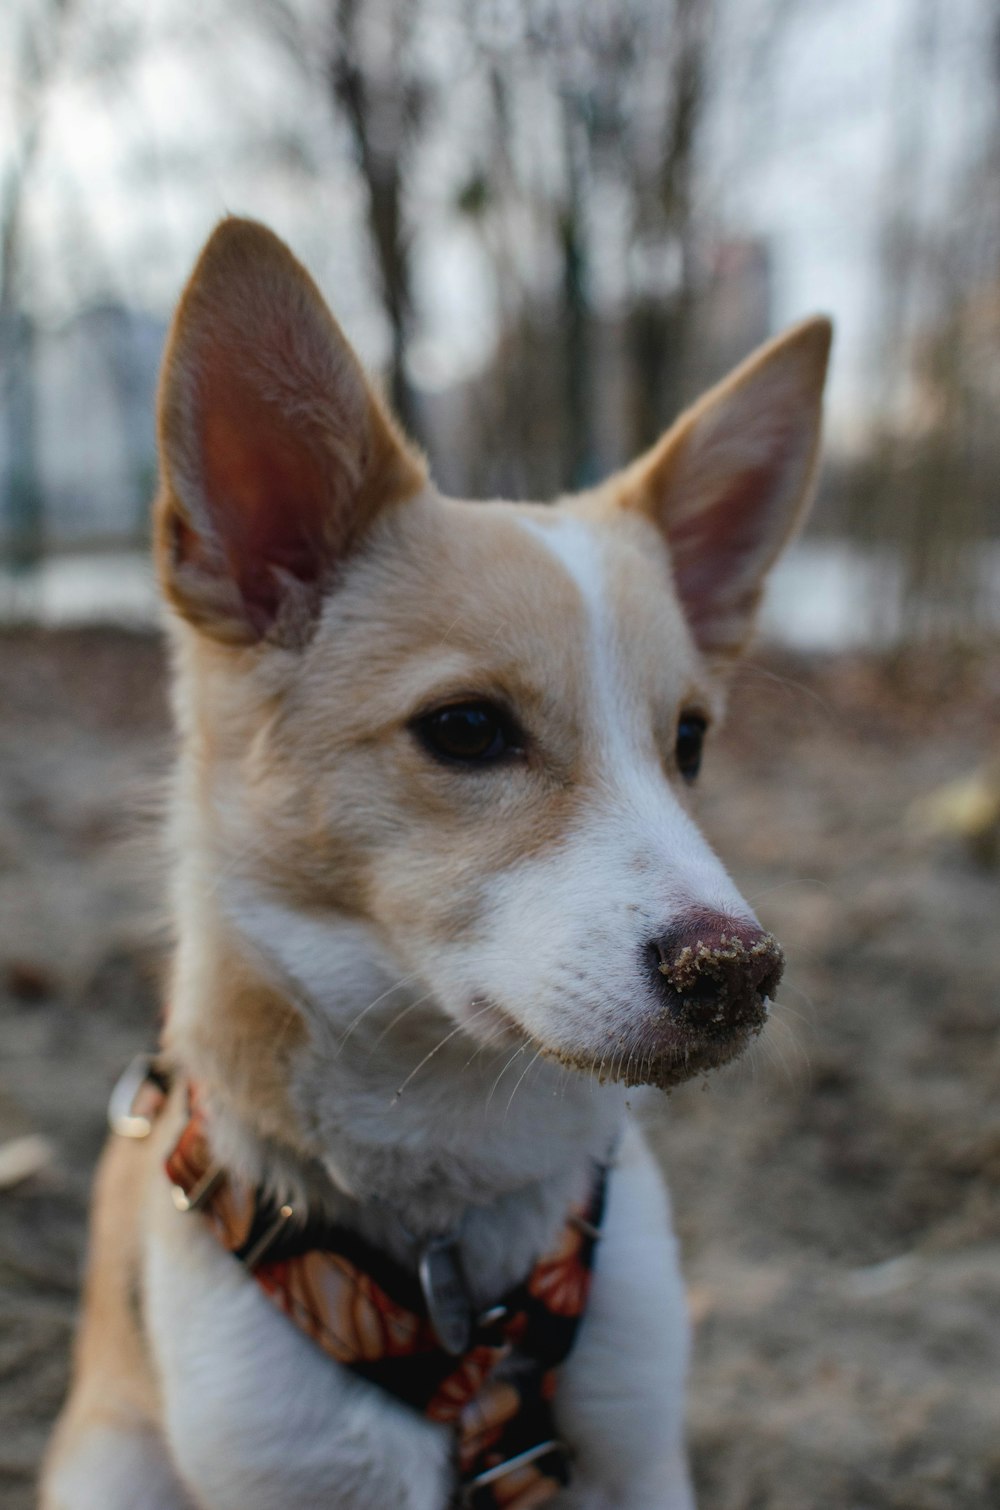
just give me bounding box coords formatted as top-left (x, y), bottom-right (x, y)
top-left (1, 626), bottom-right (998, 1509)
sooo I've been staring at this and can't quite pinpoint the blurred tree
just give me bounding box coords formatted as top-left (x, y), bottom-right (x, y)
top-left (0, 0), bottom-right (77, 570)
top-left (245, 0), bottom-right (801, 501)
top-left (859, 0), bottom-right (1000, 640)
top-left (258, 0), bottom-right (427, 438)
top-left (325, 0), bottom-right (426, 435)
top-left (457, 0), bottom-right (715, 495)
top-left (616, 0), bottom-right (710, 455)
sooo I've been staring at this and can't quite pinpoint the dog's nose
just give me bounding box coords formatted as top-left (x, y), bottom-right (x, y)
top-left (644, 911), bottom-right (783, 1035)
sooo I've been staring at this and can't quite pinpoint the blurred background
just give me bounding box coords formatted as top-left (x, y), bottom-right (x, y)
top-left (1, 2), bottom-right (999, 1507)
top-left (1, 0), bottom-right (999, 641)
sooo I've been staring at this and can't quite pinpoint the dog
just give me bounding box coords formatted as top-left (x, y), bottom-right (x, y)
top-left (41, 218), bottom-right (830, 1510)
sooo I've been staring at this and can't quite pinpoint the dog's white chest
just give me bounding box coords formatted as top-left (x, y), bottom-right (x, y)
top-left (143, 1119), bottom-right (694, 1510)
top-left (145, 1192), bottom-right (452, 1510)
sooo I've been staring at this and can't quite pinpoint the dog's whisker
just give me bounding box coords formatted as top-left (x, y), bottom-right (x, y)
top-left (434, 610), bottom-right (467, 650)
top-left (741, 658), bottom-right (836, 717)
top-left (775, 980), bottom-right (817, 1014)
top-left (762, 1030), bottom-right (795, 1083)
top-left (391, 1003), bottom-right (498, 1104)
top-left (769, 998), bottom-right (811, 1028)
top-left (503, 1047), bottom-right (545, 1121)
top-left (339, 972), bottom-right (427, 1048)
top-left (366, 990), bottom-right (441, 1054)
top-left (460, 1022), bottom-right (512, 1073)
top-left (767, 1007), bottom-right (810, 1073)
top-left (744, 877), bottom-right (832, 906)
top-left (485, 1043), bottom-right (529, 1111)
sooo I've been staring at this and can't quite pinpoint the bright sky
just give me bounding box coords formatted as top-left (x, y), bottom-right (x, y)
top-left (0, 0), bottom-right (993, 451)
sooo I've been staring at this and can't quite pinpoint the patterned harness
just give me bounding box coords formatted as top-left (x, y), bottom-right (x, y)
top-left (112, 1056), bottom-right (608, 1509)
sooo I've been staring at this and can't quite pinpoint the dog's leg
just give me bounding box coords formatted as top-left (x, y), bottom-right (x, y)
top-left (554, 1115), bottom-right (696, 1510)
top-left (40, 1419), bottom-right (192, 1510)
top-left (144, 1168), bottom-right (453, 1510)
top-left (40, 1135), bottom-right (192, 1509)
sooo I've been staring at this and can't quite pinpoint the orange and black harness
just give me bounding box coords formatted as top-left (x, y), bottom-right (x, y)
top-left (111, 1055), bottom-right (609, 1510)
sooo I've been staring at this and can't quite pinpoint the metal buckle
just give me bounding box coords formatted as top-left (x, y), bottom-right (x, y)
top-left (569, 1213), bottom-right (603, 1241)
top-left (460, 1441), bottom-right (568, 1503)
top-left (170, 1165), bottom-right (224, 1213)
top-left (418, 1236), bottom-right (474, 1356)
top-left (241, 1203), bottom-right (294, 1269)
top-left (108, 1053), bottom-right (164, 1140)
top-left (476, 1304), bottom-right (508, 1330)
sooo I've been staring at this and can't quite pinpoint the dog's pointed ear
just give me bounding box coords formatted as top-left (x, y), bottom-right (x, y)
top-left (154, 218), bottom-right (425, 645)
top-left (617, 317), bottom-right (832, 664)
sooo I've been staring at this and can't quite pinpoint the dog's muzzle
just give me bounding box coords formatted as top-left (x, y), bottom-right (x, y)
top-left (628, 911), bottom-right (783, 1088)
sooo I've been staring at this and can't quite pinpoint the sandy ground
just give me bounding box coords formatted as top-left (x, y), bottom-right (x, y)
top-left (1, 627), bottom-right (998, 1509)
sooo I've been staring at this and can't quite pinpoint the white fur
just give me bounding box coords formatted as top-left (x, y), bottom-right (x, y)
top-left (406, 515), bottom-right (759, 1071)
top-left (145, 1113), bottom-right (692, 1510)
top-left (518, 516), bottom-right (629, 765)
top-left (140, 512), bottom-right (743, 1507)
top-left (557, 1119), bottom-right (695, 1510)
top-left (146, 1169), bottom-right (453, 1510)
top-left (46, 234), bottom-right (828, 1510)
top-left (44, 1424), bottom-right (191, 1510)
top-left (210, 887), bottom-right (625, 1265)
top-left (435, 776), bottom-right (751, 1074)
top-left (141, 511), bottom-right (735, 1505)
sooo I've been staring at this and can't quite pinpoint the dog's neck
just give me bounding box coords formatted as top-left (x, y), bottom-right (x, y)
top-left (164, 847), bottom-right (626, 1285)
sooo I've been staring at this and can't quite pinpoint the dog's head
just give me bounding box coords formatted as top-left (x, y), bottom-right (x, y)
top-left (156, 219), bottom-right (829, 1097)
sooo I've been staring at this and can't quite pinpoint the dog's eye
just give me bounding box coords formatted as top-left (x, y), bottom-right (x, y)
top-left (675, 712), bottom-right (707, 782)
top-left (413, 702), bottom-right (523, 766)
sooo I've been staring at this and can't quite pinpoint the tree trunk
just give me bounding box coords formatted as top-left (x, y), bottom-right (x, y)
top-left (328, 0), bottom-right (419, 439)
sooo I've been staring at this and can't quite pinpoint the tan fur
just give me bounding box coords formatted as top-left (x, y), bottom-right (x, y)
top-left (41, 1122), bottom-right (168, 1503)
top-left (235, 499), bottom-right (701, 943)
top-left (164, 924), bottom-right (308, 1150)
top-left (616, 316), bottom-right (832, 666)
top-left (44, 218), bottom-right (830, 1510)
top-left (154, 218), bottom-right (425, 646)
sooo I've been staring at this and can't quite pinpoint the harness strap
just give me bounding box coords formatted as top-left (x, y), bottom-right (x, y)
top-left (113, 1058), bottom-right (606, 1509)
